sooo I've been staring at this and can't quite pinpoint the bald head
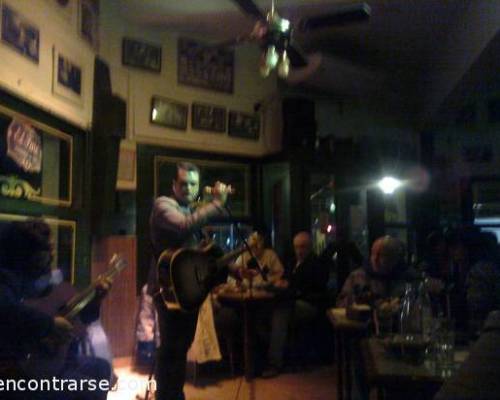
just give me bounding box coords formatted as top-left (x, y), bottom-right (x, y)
top-left (370, 236), bottom-right (404, 275)
top-left (293, 231), bottom-right (312, 263)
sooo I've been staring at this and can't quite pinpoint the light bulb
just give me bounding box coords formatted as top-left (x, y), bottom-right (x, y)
top-left (378, 176), bottom-right (402, 194)
top-left (265, 45), bottom-right (279, 69)
top-left (277, 50), bottom-right (290, 78)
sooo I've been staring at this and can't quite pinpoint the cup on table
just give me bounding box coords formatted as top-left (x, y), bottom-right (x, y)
top-left (435, 318), bottom-right (455, 368)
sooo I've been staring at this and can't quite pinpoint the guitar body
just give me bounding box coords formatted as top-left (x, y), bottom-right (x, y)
top-left (22, 283), bottom-right (86, 378)
top-left (158, 244), bottom-right (224, 312)
top-left (16, 254), bottom-right (127, 378)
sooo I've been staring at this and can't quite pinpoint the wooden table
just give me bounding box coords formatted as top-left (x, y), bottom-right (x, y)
top-left (217, 289), bottom-right (275, 381)
top-left (327, 308), bottom-right (371, 400)
top-left (361, 338), bottom-right (469, 400)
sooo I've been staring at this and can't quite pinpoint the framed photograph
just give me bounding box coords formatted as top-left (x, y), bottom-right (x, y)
top-left (154, 156), bottom-right (250, 217)
top-left (122, 37), bottom-right (161, 73)
top-left (1, 4), bottom-right (40, 63)
top-left (52, 46), bottom-right (83, 105)
top-left (178, 37), bottom-right (234, 94)
top-left (116, 140), bottom-right (136, 190)
top-left (150, 96), bottom-right (188, 130)
top-left (79, 0), bottom-right (98, 49)
top-left (191, 103), bottom-right (226, 133)
top-left (228, 111), bottom-right (260, 140)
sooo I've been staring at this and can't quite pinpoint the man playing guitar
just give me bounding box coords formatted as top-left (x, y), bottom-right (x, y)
top-left (148, 161), bottom-right (232, 400)
top-left (0, 219), bottom-right (112, 400)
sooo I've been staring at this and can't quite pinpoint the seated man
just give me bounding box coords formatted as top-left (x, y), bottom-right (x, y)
top-left (0, 219), bottom-right (111, 400)
top-left (264, 231), bottom-right (330, 377)
top-left (337, 235), bottom-right (415, 307)
top-left (231, 230), bottom-right (284, 287)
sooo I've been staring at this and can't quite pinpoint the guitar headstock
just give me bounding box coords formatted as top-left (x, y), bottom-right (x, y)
top-left (109, 253), bottom-right (127, 274)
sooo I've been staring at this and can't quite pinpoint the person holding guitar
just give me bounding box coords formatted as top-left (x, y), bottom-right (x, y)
top-left (148, 161), bottom-right (232, 400)
top-left (0, 219), bottom-right (112, 400)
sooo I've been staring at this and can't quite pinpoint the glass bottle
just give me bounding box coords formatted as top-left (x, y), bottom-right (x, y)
top-left (399, 282), bottom-right (419, 341)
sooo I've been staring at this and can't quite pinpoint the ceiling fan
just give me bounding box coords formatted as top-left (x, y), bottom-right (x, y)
top-left (227, 0), bottom-right (371, 81)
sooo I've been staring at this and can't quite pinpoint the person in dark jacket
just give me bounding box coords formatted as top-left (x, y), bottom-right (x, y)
top-left (263, 231), bottom-right (329, 377)
top-left (0, 219), bottom-right (111, 400)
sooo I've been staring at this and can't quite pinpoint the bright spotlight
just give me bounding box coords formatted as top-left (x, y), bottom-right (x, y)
top-left (378, 176), bottom-right (402, 194)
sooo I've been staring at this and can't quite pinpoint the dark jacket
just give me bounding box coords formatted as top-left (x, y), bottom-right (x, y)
top-left (287, 253), bottom-right (329, 305)
top-left (0, 269), bottom-right (54, 362)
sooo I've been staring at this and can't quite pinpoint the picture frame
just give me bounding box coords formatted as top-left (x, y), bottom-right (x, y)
top-left (52, 46), bottom-right (83, 106)
top-left (78, 0), bottom-right (99, 50)
top-left (116, 140), bottom-right (136, 191)
top-left (150, 96), bottom-right (188, 131)
top-left (191, 103), bottom-right (226, 133)
top-left (177, 37), bottom-right (234, 94)
top-left (1, 3), bottom-right (40, 63)
top-left (228, 111), bottom-right (260, 140)
top-left (0, 213), bottom-right (76, 283)
top-left (122, 37), bottom-right (161, 73)
top-left (154, 156), bottom-right (250, 217)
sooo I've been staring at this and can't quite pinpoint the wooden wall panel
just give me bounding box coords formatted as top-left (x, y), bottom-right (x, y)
top-left (92, 236), bottom-right (138, 357)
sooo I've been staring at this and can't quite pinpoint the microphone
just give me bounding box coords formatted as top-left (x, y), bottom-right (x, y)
top-left (203, 185), bottom-right (235, 195)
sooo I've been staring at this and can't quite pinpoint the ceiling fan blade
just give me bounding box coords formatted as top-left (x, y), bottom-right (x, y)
top-left (288, 44), bottom-right (308, 68)
top-left (231, 0), bottom-right (266, 20)
top-left (298, 3), bottom-right (371, 32)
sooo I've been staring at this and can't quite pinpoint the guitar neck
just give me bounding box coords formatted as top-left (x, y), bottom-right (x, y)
top-left (215, 246), bottom-right (246, 269)
top-left (61, 254), bottom-right (126, 320)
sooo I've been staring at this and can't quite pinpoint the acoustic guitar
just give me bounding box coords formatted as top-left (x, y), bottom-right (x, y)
top-left (157, 244), bottom-right (246, 312)
top-left (20, 254), bottom-right (127, 378)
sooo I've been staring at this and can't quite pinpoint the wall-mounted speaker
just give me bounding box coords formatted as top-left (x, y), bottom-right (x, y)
top-left (90, 57), bottom-right (127, 236)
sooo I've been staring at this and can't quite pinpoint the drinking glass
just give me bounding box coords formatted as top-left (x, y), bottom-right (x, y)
top-left (435, 318), bottom-right (455, 368)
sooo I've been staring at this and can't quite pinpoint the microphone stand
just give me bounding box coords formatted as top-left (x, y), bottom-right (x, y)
top-left (223, 204), bottom-right (267, 295)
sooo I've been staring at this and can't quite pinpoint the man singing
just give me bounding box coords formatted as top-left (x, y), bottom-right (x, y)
top-left (149, 162), bottom-right (230, 400)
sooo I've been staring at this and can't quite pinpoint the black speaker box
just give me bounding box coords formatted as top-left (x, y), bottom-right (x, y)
top-left (90, 58), bottom-right (127, 236)
top-left (282, 97), bottom-right (316, 151)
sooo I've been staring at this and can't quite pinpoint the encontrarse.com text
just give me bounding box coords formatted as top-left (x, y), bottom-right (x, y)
top-left (0, 378), bottom-right (156, 392)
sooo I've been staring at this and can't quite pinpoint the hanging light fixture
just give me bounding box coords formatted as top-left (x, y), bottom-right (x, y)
top-left (259, 0), bottom-right (292, 78)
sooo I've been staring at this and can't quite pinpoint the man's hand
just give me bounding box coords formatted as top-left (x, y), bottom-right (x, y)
top-left (212, 181), bottom-right (231, 206)
top-left (239, 267), bottom-right (259, 280)
top-left (42, 316), bottom-right (74, 351)
top-left (95, 276), bottom-right (113, 301)
top-left (273, 279), bottom-right (289, 289)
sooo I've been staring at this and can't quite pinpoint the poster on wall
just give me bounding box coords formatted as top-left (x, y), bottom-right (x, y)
top-left (79, 0), bottom-right (99, 50)
top-left (0, 3), bottom-right (40, 63)
top-left (228, 111), bottom-right (260, 140)
top-left (150, 96), bottom-right (188, 130)
top-left (0, 119), bottom-right (43, 200)
top-left (52, 46), bottom-right (83, 105)
top-left (177, 37), bottom-right (234, 94)
top-left (191, 103), bottom-right (226, 133)
top-left (122, 37), bottom-right (162, 73)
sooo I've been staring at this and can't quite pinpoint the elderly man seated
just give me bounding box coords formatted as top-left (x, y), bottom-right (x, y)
top-left (337, 235), bottom-right (415, 307)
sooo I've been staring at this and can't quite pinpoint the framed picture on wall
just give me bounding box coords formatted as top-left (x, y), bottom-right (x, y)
top-left (228, 111), bottom-right (260, 140)
top-left (79, 0), bottom-right (99, 50)
top-left (0, 4), bottom-right (40, 63)
top-left (177, 37), bottom-right (234, 94)
top-left (191, 103), bottom-right (226, 133)
top-left (122, 37), bottom-right (162, 73)
top-left (52, 46), bottom-right (83, 106)
top-left (150, 96), bottom-right (188, 130)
